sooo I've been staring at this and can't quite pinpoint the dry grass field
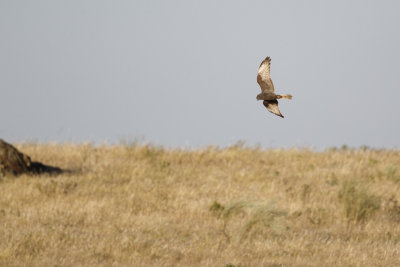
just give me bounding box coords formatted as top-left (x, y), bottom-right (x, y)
top-left (0, 143), bottom-right (400, 266)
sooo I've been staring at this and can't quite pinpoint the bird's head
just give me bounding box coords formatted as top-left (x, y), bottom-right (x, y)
top-left (256, 94), bottom-right (263, 100)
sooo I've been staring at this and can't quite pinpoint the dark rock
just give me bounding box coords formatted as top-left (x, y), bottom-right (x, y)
top-left (0, 139), bottom-right (32, 175)
top-left (0, 139), bottom-right (64, 177)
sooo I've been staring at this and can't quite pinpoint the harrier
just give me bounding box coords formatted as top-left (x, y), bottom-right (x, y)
top-left (256, 56), bottom-right (292, 118)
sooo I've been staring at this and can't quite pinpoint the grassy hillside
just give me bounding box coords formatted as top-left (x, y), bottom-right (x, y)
top-left (1, 143), bottom-right (400, 266)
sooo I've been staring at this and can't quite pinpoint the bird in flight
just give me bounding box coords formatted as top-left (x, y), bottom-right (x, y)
top-left (256, 57), bottom-right (292, 118)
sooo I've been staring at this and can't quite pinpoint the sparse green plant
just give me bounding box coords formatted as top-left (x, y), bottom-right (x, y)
top-left (301, 184), bottom-right (311, 204)
top-left (385, 165), bottom-right (399, 183)
top-left (386, 196), bottom-right (400, 222)
top-left (360, 145), bottom-right (370, 151)
top-left (213, 200), bottom-right (287, 242)
top-left (368, 158), bottom-right (378, 166)
top-left (326, 173), bottom-right (339, 186)
top-left (338, 180), bottom-right (381, 223)
top-left (142, 144), bottom-right (164, 162)
top-left (209, 201), bottom-right (224, 213)
top-left (36, 180), bottom-right (77, 196)
top-left (225, 264), bottom-right (245, 267)
top-left (159, 161), bottom-right (170, 171)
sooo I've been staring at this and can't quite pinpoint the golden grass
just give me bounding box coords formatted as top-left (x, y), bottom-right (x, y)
top-left (1, 143), bottom-right (400, 266)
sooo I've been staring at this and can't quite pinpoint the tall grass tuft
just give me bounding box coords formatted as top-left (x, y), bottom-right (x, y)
top-left (211, 200), bottom-right (287, 242)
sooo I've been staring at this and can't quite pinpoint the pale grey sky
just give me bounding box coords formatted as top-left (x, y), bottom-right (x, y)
top-left (1, 1), bottom-right (400, 149)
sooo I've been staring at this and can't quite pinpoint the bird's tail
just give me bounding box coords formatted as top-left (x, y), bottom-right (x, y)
top-left (276, 94), bottom-right (292, 100)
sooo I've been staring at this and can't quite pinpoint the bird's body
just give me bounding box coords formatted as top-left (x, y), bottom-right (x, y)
top-left (256, 57), bottom-right (292, 118)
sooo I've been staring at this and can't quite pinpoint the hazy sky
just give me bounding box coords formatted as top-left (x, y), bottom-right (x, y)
top-left (1, 1), bottom-right (400, 149)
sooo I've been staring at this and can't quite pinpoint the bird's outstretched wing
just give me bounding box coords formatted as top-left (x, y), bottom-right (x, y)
top-left (263, 100), bottom-right (283, 118)
top-left (257, 57), bottom-right (275, 93)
